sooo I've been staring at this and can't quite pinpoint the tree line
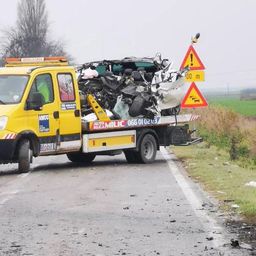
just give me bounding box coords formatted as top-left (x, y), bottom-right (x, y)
top-left (0, 0), bottom-right (70, 66)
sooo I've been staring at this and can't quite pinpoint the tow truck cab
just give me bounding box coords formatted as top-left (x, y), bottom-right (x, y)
top-left (0, 57), bottom-right (197, 173)
top-left (0, 57), bottom-right (82, 170)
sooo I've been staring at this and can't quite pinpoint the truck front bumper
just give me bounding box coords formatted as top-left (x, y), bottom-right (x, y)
top-left (0, 139), bottom-right (17, 163)
top-left (0, 131), bottom-right (18, 163)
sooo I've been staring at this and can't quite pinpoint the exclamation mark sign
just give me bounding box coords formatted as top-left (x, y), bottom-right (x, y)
top-left (190, 53), bottom-right (193, 66)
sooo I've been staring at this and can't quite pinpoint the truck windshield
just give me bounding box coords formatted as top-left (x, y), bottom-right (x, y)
top-left (0, 75), bottom-right (29, 104)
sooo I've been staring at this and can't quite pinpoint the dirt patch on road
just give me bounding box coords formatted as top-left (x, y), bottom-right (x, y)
top-left (226, 220), bottom-right (256, 253)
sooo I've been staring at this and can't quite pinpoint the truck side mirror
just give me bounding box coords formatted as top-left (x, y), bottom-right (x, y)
top-left (26, 92), bottom-right (44, 110)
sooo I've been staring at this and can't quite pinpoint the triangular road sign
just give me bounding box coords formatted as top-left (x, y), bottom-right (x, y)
top-left (181, 82), bottom-right (208, 108)
top-left (180, 45), bottom-right (205, 70)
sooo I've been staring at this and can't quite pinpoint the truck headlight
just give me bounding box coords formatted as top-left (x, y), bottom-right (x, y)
top-left (0, 116), bottom-right (8, 130)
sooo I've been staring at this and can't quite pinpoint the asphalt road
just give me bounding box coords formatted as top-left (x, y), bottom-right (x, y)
top-left (0, 148), bottom-right (251, 256)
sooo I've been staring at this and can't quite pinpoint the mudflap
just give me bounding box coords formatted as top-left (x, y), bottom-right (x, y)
top-left (168, 125), bottom-right (202, 146)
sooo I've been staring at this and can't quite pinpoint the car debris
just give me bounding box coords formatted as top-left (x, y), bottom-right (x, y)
top-left (231, 239), bottom-right (240, 247)
top-left (245, 181), bottom-right (256, 188)
top-left (76, 53), bottom-right (189, 120)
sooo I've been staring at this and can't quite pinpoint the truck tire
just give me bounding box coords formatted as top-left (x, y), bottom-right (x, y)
top-left (18, 139), bottom-right (32, 173)
top-left (124, 150), bottom-right (140, 163)
top-left (66, 152), bottom-right (96, 163)
top-left (136, 134), bottom-right (157, 163)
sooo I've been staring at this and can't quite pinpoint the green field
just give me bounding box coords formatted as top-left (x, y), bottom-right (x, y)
top-left (209, 98), bottom-right (256, 117)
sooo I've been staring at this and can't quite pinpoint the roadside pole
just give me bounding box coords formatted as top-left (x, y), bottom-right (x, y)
top-left (180, 33), bottom-right (208, 138)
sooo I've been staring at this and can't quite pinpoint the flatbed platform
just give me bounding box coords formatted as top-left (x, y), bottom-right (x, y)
top-left (82, 114), bottom-right (199, 132)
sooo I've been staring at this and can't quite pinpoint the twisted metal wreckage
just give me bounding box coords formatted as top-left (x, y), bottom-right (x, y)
top-left (76, 53), bottom-right (189, 121)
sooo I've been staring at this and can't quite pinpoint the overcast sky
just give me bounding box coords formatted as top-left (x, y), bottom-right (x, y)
top-left (1, 0), bottom-right (256, 92)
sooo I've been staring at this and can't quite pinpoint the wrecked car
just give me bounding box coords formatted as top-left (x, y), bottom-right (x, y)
top-left (76, 53), bottom-right (188, 120)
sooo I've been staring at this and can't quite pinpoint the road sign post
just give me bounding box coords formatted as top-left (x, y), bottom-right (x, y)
top-left (180, 36), bottom-right (207, 136)
top-left (180, 40), bottom-right (207, 109)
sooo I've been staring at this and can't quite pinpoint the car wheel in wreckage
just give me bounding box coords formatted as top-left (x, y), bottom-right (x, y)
top-left (128, 95), bottom-right (147, 117)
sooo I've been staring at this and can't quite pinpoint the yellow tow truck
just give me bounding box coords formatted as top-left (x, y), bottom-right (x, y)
top-left (0, 57), bottom-right (198, 173)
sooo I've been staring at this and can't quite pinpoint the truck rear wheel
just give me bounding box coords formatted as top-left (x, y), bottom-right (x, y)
top-left (124, 150), bottom-right (140, 163)
top-left (137, 134), bottom-right (157, 163)
top-left (18, 139), bottom-right (32, 173)
top-left (67, 152), bottom-right (96, 163)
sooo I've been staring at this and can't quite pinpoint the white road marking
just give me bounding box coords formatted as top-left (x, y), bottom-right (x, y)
top-left (161, 147), bottom-right (228, 249)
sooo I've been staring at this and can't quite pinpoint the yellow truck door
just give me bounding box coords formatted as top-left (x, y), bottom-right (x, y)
top-left (26, 73), bottom-right (60, 154)
top-left (55, 72), bottom-right (81, 152)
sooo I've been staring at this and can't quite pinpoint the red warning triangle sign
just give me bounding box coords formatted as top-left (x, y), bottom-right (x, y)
top-left (180, 45), bottom-right (205, 70)
top-left (181, 82), bottom-right (208, 108)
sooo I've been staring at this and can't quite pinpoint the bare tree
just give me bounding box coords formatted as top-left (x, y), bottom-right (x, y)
top-left (0, 0), bottom-right (70, 63)
top-left (16, 0), bottom-right (48, 56)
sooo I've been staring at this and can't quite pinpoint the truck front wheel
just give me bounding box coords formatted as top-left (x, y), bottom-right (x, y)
top-left (18, 139), bottom-right (32, 173)
top-left (66, 152), bottom-right (96, 163)
top-left (137, 134), bottom-right (157, 163)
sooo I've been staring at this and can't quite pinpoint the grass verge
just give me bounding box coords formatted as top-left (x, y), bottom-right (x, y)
top-left (172, 143), bottom-right (256, 221)
top-left (194, 106), bottom-right (256, 164)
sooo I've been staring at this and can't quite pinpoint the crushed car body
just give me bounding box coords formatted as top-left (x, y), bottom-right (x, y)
top-left (76, 53), bottom-right (189, 121)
